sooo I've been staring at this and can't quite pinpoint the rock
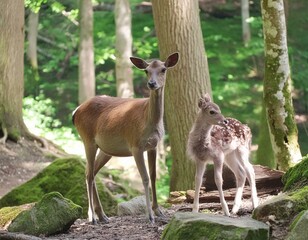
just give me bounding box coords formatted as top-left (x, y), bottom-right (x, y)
top-left (117, 195), bottom-right (147, 216)
top-left (0, 204), bottom-right (33, 230)
top-left (252, 186), bottom-right (308, 222)
top-left (8, 192), bottom-right (82, 236)
top-left (162, 212), bottom-right (269, 240)
top-left (287, 210), bottom-right (308, 240)
top-left (0, 157), bottom-right (117, 218)
top-left (282, 154), bottom-right (308, 191)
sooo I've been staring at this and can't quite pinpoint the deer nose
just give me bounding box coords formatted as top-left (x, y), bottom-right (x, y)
top-left (148, 81), bottom-right (156, 89)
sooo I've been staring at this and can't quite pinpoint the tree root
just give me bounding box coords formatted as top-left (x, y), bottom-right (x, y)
top-left (0, 124), bottom-right (8, 145)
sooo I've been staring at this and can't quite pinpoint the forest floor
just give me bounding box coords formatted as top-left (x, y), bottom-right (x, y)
top-left (0, 139), bottom-right (287, 240)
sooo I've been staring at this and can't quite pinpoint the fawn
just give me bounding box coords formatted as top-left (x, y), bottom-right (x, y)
top-left (187, 93), bottom-right (258, 216)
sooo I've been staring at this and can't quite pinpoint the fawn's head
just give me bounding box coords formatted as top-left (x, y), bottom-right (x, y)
top-left (130, 52), bottom-right (179, 90)
top-left (198, 93), bottom-right (228, 126)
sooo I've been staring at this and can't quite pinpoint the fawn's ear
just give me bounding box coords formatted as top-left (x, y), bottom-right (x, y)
top-left (164, 52), bottom-right (179, 68)
top-left (130, 57), bottom-right (149, 69)
top-left (198, 98), bottom-right (205, 109)
top-left (203, 93), bottom-right (212, 103)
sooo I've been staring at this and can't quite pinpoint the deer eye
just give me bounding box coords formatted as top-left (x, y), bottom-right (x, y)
top-left (161, 68), bottom-right (166, 73)
top-left (209, 110), bottom-right (216, 115)
top-left (144, 69), bottom-right (148, 74)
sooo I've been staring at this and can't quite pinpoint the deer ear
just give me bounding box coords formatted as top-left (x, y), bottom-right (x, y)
top-left (198, 98), bottom-right (205, 109)
top-left (204, 93), bottom-right (212, 103)
top-left (164, 52), bottom-right (179, 68)
top-left (130, 57), bottom-right (149, 69)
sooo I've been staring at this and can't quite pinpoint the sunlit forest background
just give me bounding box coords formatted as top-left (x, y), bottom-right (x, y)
top-left (21, 0), bottom-right (308, 198)
top-left (23, 0), bottom-right (307, 151)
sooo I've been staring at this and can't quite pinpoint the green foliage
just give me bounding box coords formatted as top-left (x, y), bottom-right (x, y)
top-left (22, 1), bottom-right (308, 198)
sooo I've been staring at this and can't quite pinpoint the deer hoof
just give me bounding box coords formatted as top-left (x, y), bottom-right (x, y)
top-left (99, 214), bottom-right (109, 224)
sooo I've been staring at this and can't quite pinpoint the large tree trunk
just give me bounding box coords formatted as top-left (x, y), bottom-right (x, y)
top-left (256, 102), bottom-right (275, 168)
top-left (261, 0), bottom-right (302, 170)
top-left (78, 0), bottom-right (95, 104)
top-left (241, 0), bottom-right (251, 45)
top-left (0, 0), bottom-right (30, 142)
top-left (26, 10), bottom-right (40, 96)
top-left (152, 0), bottom-right (212, 191)
top-left (114, 0), bottom-right (134, 98)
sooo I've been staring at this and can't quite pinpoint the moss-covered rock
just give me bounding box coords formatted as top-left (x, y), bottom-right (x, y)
top-left (162, 212), bottom-right (269, 240)
top-left (0, 204), bottom-right (33, 230)
top-left (8, 192), bottom-right (82, 236)
top-left (282, 154), bottom-right (308, 191)
top-left (252, 186), bottom-right (308, 221)
top-left (0, 157), bottom-right (117, 217)
top-left (287, 210), bottom-right (308, 240)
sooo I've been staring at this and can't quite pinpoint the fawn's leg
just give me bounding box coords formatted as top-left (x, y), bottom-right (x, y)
top-left (147, 149), bottom-right (164, 217)
top-left (225, 152), bottom-right (246, 214)
top-left (84, 143), bottom-right (98, 224)
top-left (133, 148), bottom-right (154, 223)
top-left (214, 156), bottom-right (230, 216)
top-left (192, 160), bottom-right (206, 213)
top-left (91, 150), bottom-right (112, 223)
top-left (238, 147), bottom-right (258, 209)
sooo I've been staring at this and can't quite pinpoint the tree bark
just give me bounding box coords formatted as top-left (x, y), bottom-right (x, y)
top-left (152, 0), bottom-right (212, 191)
top-left (261, 0), bottom-right (302, 170)
top-left (256, 102), bottom-right (275, 168)
top-left (115, 0), bottom-right (134, 98)
top-left (26, 10), bottom-right (40, 96)
top-left (241, 0), bottom-right (251, 45)
top-left (78, 0), bottom-right (95, 104)
top-left (0, 0), bottom-right (29, 142)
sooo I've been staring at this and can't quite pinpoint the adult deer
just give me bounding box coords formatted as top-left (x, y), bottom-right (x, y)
top-left (73, 52), bottom-right (179, 224)
top-left (187, 93), bottom-right (258, 216)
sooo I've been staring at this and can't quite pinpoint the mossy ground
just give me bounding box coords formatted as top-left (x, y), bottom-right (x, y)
top-left (8, 192), bottom-right (83, 236)
top-left (0, 204), bottom-right (33, 229)
top-left (0, 157), bottom-right (117, 217)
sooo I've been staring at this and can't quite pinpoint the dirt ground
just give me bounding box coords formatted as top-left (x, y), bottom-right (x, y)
top-left (0, 139), bottom-right (287, 240)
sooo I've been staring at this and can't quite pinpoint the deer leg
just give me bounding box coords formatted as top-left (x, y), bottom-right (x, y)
top-left (192, 160), bottom-right (206, 213)
top-left (84, 144), bottom-right (98, 224)
top-left (92, 150), bottom-right (112, 223)
top-left (225, 153), bottom-right (246, 214)
top-left (214, 157), bottom-right (230, 216)
top-left (147, 149), bottom-right (164, 217)
top-left (238, 148), bottom-right (258, 209)
top-left (133, 148), bottom-right (154, 223)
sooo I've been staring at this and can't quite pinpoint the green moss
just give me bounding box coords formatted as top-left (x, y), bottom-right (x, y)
top-left (252, 186), bottom-right (308, 221)
top-left (8, 192), bottom-right (82, 236)
top-left (288, 186), bottom-right (308, 213)
top-left (282, 155), bottom-right (308, 191)
top-left (289, 210), bottom-right (306, 231)
top-left (0, 157), bottom-right (117, 217)
top-left (162, 213), bottom-right (269, 240)
top-left (0, 204), bottom-right (33, 228)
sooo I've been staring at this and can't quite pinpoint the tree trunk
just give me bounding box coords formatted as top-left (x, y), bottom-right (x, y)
top-left (256, 102), bottom-right (275, 168)
top-left (241, 0), bottom-right (251, 45)
top-left (78, 0), bottom-right (95, 104)
top-left (152, 0), bottom-right (212, 191)
top-left (114, 0), bottom-right (134, 98)
top-left (0, 0), bottom-right (30, 142)
top-left (26, 10), bottom-right (40, 96)
top-left (261, 0), bottom-right (302, 170)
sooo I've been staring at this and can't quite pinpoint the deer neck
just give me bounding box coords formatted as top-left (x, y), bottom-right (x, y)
top-left (147, 87), bottom-right (164, 126)
top-left (192, 115), bottom-right (213, 145)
